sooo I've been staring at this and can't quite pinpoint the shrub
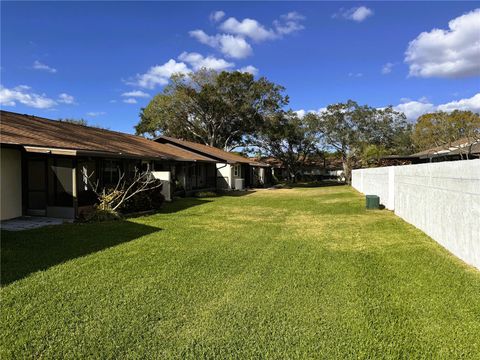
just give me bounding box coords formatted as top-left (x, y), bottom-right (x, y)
top-left (78, 190), bottom-right (98, 206)
top-left (194, 191), bottom-right (218, 198)
top-left (120, 181), bottom-right (165, 213)
top-left (82, 168), bottom-right (164, 219)
top-left (85, 207), bottom-right (122, 222)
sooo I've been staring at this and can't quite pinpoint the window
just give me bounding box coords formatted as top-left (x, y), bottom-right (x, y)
top-left (48, 158), bottom-right (74, 207)
top-left (125, 160), bottom-right (141, 179)
top-left (234, 165), bottom-right (240, 177)
top-left (102, 159), bottom-right (121, 185)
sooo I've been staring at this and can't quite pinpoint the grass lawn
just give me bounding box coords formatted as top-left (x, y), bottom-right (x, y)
top-left (1, 185), bottom-right (479, 358)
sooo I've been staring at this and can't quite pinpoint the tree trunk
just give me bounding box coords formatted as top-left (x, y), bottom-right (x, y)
top-left (286, 164), bottom-right (297, 183)
top-left (342, 156), bottom-right (352, 185)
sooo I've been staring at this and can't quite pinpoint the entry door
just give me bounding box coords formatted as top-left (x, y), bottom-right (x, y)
top-left (27, 158), bottom-right (47, 216)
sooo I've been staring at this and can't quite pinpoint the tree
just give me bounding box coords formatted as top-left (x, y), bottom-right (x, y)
top-left (82, 167), bottom-right (162, 218)
top-left (58, 118), bottom-right (88, 126)
top-left (314, 100), bottom-right (410, 183)
top-left (136, 69), bottom-right (288, 151)
top-left (359, 144), bottom-right (389, 167)
top-left (250, 111), bottom-right (320, 182)
top-left (58, 118), bottom-right (108, 130)
top-left (412, 110), bottom-right (480, 155)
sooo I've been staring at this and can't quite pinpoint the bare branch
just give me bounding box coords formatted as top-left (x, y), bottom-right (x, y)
top-left (82, 167), bottom-right (163, 213)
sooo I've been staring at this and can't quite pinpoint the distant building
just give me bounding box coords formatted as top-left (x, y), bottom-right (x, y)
top-left (381, 137), bottom-right (480, 165)
top-left (410, 137), bottom-right (480, 162)
top-left (154, 136), bottom-right (272, 190)
top-left (262, 156), bottom-right (344, 181)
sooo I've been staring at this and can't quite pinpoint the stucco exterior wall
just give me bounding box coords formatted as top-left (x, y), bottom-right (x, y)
top-left (216, 163), bottom-right (245, 190)
top-left (352, 167), bottom-right (395, 210)
top-left (216, 163), bottom-right (233, 189)
top-left (1, 148), bottom-right (23, 220)
top-left (352, 160), bottom-right (480, 270)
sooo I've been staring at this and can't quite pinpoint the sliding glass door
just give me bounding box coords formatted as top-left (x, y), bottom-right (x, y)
top-left (26, 158), bottom-right (47, 216)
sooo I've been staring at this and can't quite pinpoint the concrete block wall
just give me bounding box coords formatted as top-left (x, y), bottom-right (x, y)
top-left (352, 167), bottom-right (395, 210)
top-left (352, 160), bottom-right (480, 270)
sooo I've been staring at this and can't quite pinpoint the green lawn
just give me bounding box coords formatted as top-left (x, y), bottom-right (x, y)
top-left (1, 185), bottom-right (479, 359)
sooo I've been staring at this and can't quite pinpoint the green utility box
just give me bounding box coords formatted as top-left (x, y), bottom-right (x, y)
top-left (366, 195), bottom-right (380, 210)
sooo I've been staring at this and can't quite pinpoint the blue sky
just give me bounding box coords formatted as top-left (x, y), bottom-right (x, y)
top-left (1, 1), bottom-right (479, 133)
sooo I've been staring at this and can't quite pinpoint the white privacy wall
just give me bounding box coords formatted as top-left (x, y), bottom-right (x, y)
top-left (352, 160), bottom-right (480, 270)
top-left (351, 167), bottom-right (395, 210)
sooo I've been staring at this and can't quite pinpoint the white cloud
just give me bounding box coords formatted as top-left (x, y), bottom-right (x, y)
top-left (121, 90), bottom-right (150, 98)
top-left (86, 111), bottom-right (106, 117)
top-left (189, 30), bottom-right (253, 59)
top-left (123, 98), bottom-right (137, 104)
top-left (394, 100), bottom-right (435, 121)
top-left (216, 35), bottom-right (253, 59)
top-left (295, 93), bottom-right (480, 123)
top-left (274, 12), bottom-right (306, 36)
top-left (13, 85), bottom-right (31, 91)
top-left (348, 72), bottom-right (363, 77)
top-left (437, 93), bottom-right (480, 113)
top-left (33, 60), bottom-right (57, 73)
top-left (294, 108), bottom-right (327, 118)
top-left (210, 10), bottom-right (225, 23)
top-left (219, 12), bottom-right (305, 41)
top-left (381, 62), bottom-right (394, 74)
top-left (295, 110), bottom-right (306, 118)
top-left (189, 29), bottom-right (216, 47)
top-left (394, 93), bottom-right (480, 121)
top-left (0, 84), bottom-right (57, 108)
top-left (220, 17), bottom-right (277, 42)
top-left (238, 65), bottom-right (259, 76)
top-left (333, 6), bottom-right (374, 22)
top-left (57, 93), bottom-right (76, 104)
top-left (405, 9), bottom-right (480, 78)
top-left (178, 52), bottom-right (234, 71)
top-left (130, 59), bottom-right (190, 89)
top-left (350, 6), bottom-right (374, 22)
top-left (127, 52), bottom-right (240, 90)
top-left (191, 12), bottom-right (305, 58)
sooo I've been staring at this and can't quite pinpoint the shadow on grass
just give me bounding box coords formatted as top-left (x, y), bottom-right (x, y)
top-left (280, 181), bottom-right (346, 189)
top-left (218, 190), bottom-right (256, 197)
top-left (1, 220), bottom-right (161, 286)
top-left (159, 197), bottom-right (213, 214)
top-left (161, 192), bottom-right (254, 214)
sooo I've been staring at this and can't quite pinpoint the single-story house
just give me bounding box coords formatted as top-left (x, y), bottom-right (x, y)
top-left (410, 137), bottom-right (480, 162)
top-left (381, 137), bottom-right (480, 165)
top-left (0, 111), bottom-right (218, 220)
top-left (154, 136), bottom-right (272, 189)
top-left (263, 156), bottom-right (344, 181)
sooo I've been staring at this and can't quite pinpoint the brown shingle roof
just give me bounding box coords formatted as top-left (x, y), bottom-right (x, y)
top-left (155, 135), bottom-right (254, 164)
top-left (0, 110), bottom-right (216, 162)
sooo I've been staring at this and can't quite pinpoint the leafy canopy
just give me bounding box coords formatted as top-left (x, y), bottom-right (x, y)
top-left (412, 110), bottom-right (480, 151)
top-left (136, 69), bottom-right (288, 150)
top-left (251, 111), bottom-right (320, 180)
top-left (312, 100), bottom-right (411, 182)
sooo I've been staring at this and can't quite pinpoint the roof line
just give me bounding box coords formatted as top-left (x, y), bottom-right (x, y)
top-left (0, 109), bottom-right (141, 139)
top-left (155, 135), bottom-right (250, 164)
